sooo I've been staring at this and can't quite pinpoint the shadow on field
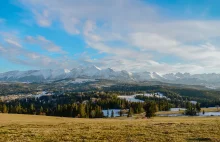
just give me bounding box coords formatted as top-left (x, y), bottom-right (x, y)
top-left (187, 137), bottom-right (212, 142)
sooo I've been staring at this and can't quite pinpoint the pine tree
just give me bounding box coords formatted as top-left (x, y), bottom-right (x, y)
top-left (107, 109), bottom-right (110, 117)
top-left (90, 110), bottom-right (96, 118)
top-left (2, 104), bottom-right (8, 113)
top-left (62, 104), bottom-right (68, 117)
top-left (30, 104), bottom-right (35, 114)
top-left (144, 102), bottom-right (158, 118)
top-left (185, 102), bottom-right (197, 116)
top-left (73, 103), bottom-right (78, 117)
top-left (0, 104), bottom-right (2, 113)
top-left (127, 107), bottom-right (133, 117)
top-left (57, 104), bottom-right (61, 116)
top-left (15, 103), bottom-right (22, 114)
top-left (40, 106), bottom-right (43, 114)
top-left (79, 104), bottom-right (86, 118)
top-left (196, 103), bottom-right (201, 113)
top-left (111, 110), bottom-right (114, 118)
top-left (119, 110), bottom-right (123, 117)
top-left (85, 104), bottom-right (90, 118)
top-left (94, 106), bottom-right (103, 118)
top-left (9, 105), bottom-right (14, 113)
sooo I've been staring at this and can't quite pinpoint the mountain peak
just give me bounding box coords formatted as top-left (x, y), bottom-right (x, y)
top-left (86, 65), bottom-right (101, 71)
top-left (2, 67), bottom-right (220, 89)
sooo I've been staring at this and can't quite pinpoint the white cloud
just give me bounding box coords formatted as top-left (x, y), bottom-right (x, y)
top-left (4, 38), bottom-right (22, 48)
top-left (129, 32), bottom-right (220, 61)
top-left (0, 31), bottom-right (77, 70)
top-left (13, 0), bottom-right (220, 73)
top-left (0, 41), bottom-right (77, 70)
top-left (129, 32), bottom-right (179, 50)
top-left (25, 35), bottom-right (66, 54)
top-left (32, 9), bottom-right (52, 27)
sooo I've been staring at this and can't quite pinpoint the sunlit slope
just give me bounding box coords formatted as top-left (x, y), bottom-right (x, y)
top-left (0, 114), bottom-right (220, 142)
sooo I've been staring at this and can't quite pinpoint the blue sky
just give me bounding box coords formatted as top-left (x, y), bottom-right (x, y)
top-left (1, 0), bottom-right (220, 74)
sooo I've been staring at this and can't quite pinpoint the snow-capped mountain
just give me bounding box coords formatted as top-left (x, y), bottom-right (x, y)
top-left (0, 66), bottom-right (134, 82)
top-left (0, 69), bottom-right (71, 82)
top-left (133, 72), bottom-right (163, 81)
top-left (1, 66), bottom-right (220, 88)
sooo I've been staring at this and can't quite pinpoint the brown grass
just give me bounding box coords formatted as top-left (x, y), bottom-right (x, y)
top-left (201, 107), bottom-right (220, 112)
top-left (0, 114), bottom-right (220, 142)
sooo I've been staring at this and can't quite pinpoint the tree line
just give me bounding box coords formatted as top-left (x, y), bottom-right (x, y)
top-left (0, 93), bottom-right (160, 118)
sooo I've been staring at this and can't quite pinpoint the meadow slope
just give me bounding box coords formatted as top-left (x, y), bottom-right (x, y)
top-left (0, 114), bottom-right (220, 142)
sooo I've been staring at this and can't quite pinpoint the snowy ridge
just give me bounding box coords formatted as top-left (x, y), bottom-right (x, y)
top-left (1, 66), bottom-right (220, 88)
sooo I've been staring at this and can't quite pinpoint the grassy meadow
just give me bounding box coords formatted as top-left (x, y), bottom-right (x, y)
top-left (0, 114), bottom-right (220, 142)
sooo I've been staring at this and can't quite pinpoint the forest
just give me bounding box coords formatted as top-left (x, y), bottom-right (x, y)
top-left (0, 81), bottom-right (220, 118)
top-left (0, 88), bottom-right (210, 118)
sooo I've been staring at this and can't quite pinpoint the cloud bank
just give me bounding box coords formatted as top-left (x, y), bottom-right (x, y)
top-left (1, 0), bottom-right (220, 74)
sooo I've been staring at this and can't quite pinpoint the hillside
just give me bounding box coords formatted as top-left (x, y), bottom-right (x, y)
top-left (0, 114), bottom-right (220, 142)
top-left (2, 67), bottom-right (220, 89)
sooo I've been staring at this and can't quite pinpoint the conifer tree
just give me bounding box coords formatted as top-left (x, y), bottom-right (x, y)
top-left (90, 110), bottom-right (96, 118)
top-left (2, 104), bottom-right (8, 113)
top-left (119, 110), bottom-right (123, 117)
top-left (196, 103), bottom-right (201, 113)
top-left (111, 110), bottom-right (114, 118)
top-left (40, 106), bottom-right (43, 114)
top-left (144, 102), bottom-right (158, 118)
top-left (30, 104), bottom-right (35, 114)
top-left (107, 109), bottom-right (110, 117)
top-left (15, 103), bottom-right (22, 114)
top-left (127, 107), bottom-right (133, 117)
top-left (79, 104), bottom-right (86, 118)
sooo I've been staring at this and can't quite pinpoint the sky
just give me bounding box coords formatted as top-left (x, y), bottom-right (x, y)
top-left (1, 0), bottom-right (220, 74)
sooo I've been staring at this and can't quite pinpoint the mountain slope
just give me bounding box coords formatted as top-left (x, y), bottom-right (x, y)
top-left (1, 66), bottom-right (220, 88)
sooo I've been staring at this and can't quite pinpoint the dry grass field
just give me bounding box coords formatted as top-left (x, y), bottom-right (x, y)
top-left (201, 107), bottom-right (220, 112)
top-left (0, 114), bottom-right (220, 142)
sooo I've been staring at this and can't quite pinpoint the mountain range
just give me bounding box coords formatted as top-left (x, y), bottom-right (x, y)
top-left (1, 65), bottom-right (220, 88)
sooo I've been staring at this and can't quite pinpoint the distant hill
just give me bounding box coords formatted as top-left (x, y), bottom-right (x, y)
top-left (1, 65), bottom-right (220, 89)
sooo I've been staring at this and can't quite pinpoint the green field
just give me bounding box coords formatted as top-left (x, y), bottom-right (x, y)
top-left (0, 114), bottom-right (220, 142)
